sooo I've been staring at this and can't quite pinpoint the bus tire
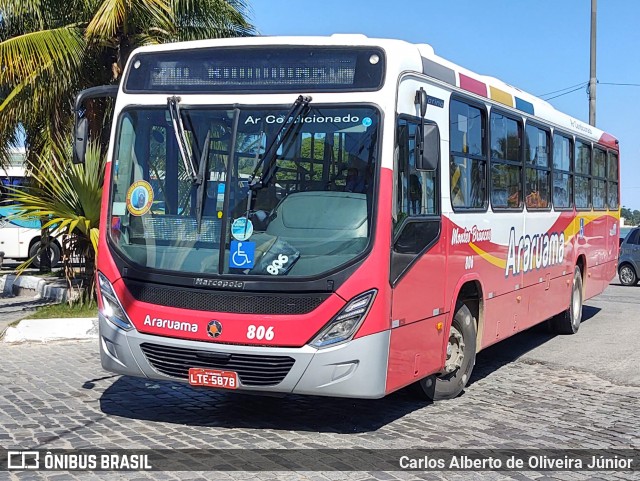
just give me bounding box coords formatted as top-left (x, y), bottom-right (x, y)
top-left (548, 266), bottom-right (583, 334)
top-left (416, 302), bottom-right (477, 401)
top-left (30, 241), bottom-right (61, 268)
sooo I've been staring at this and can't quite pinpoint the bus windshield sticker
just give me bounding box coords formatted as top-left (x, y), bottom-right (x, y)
top-left (112, 202), bottom-right (126, 216)
top-left (231, 217), bottom-right (254, 241)
top-left (229, 241), bottom-right (255, 269)
top-left (251, 238), bottom-right (300, 276)
top-left (111, 217), bottom-right (122, 242)
top-left (125, 180), bottom-right (154, 216)
top-left (427, 95), bottom-right (445, 108)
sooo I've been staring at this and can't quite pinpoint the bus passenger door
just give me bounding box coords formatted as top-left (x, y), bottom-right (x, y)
top-left (387, 88), bottom-right (448, 393)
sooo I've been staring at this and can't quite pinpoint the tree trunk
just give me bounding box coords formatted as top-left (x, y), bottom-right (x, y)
top-left (39, 222), bottom-right (51, 273)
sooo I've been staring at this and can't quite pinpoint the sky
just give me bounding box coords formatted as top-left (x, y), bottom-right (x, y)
top-left (251, 0), bottom-right (640, 210)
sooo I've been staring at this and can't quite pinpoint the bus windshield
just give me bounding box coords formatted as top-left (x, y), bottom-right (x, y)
top-left (109, 105), bottom-right (380, 278)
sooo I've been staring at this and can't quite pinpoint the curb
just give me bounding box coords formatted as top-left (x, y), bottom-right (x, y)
top-left (1, 274), bottom-right (76, 303)
top-left (2, 317), bottom-right (98, 344)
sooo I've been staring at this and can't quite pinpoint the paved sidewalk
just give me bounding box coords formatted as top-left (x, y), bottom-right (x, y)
top-left (0, 294), bottom-right (52, 336)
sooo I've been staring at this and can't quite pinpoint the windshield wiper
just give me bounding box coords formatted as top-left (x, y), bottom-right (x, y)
top-left (248, 95), bottom-right (312, 191)
top-left (167, 96), bottom-right (199, 183)
top-left (195, 130), bottom-right (211, 234)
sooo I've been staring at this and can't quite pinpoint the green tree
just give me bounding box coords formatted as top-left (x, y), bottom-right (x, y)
top-left (5, 141), bottom-right (105, 302)
top-left (621, 206), bottom-right (640, 226)
top-left (0, 0), bottom-right (254, 274)
top-left (0, 0), bottom-right (255, 168)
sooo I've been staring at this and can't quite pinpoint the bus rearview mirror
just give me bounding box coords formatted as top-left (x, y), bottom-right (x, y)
top-left (73, 118), bottom-right (89, 165)
top-left (416, 124), bottom-right (440, 171)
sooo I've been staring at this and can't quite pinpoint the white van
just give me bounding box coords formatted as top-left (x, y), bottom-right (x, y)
top-left (0, 166), bottom-right (61, 267)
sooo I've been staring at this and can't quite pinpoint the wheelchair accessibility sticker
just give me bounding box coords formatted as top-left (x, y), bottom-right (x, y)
top-left (229, 241), bottom-right (255, 269)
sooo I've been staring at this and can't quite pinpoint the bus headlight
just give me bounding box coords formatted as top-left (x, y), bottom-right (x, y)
top-left (98, 272), bottom-right (133, 331)
top-left (310, 290), bottom-right (377, 348)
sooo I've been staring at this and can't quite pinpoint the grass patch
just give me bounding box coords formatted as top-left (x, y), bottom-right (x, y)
top-left (25, 303), bottom-right (98, 319)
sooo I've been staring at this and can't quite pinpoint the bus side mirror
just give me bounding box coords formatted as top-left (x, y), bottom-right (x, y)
top-left (71, 84), bottom-right (119, 165)
top-left (73, 117), bottom-right (89, 165)
top-left (416, 124), bottom-right (440, 171)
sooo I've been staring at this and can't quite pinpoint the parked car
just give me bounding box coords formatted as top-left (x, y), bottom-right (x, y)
top-left (618, 227), bottom-right (640, 286)
top-left (620, 226), bottom-right (632, 247)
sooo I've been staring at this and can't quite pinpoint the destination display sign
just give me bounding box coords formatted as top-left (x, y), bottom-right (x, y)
top-left (125, 46), bottom-right (385, 93)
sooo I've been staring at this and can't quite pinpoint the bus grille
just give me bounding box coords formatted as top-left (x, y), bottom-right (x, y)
top-left (140, 342), bottom-right (295, 386)
top-left (124, 279), bottom-right (329, 315)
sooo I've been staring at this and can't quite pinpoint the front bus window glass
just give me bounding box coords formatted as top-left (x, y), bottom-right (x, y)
top-left (109, 106), bottom-right (380, 278)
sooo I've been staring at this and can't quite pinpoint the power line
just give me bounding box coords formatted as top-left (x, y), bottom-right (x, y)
top-left (537, 80), bottom-right (640, 102)
top-left (538, 81), bottom-right (588, 97)
top-left (543, 85), bottom-right (587, 101)
top-left (599, 82), bottom-right (640, 87)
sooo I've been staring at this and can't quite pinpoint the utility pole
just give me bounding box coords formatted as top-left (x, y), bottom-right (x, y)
top-left (589, 0), bottom-right (597, 126)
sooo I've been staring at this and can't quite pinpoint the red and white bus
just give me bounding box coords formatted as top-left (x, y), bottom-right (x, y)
top-left (77, 35), bottom-right (620, 400)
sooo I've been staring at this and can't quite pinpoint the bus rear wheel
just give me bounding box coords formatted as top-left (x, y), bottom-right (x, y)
top-left (548, 266), bottom-right (583, 334)
top-left (416, 302), bottom-right (477, 401)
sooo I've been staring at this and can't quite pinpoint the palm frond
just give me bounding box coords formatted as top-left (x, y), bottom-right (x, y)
top-left (86, 0), bottom-right (172, 41)
top-left (162, 0), bottom-right (255, 41)
top-left (0, 26), bottom-right (86, 85)
top-left (5, 140), bottom-right (104, 250)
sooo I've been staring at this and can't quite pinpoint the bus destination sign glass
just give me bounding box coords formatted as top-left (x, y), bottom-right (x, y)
top-left (124, 47), bottom-right (385, 93)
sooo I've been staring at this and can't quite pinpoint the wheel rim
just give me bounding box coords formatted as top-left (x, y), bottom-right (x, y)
top-left (571, 275), bottom-right (582, 329)
top-left (620, 266), bottom-right (634, 285)
top-left (444, 325), bottom-right (465, 373)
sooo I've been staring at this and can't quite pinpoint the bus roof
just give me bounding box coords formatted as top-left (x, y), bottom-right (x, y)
top-left (125, 34), bottom-right (618, 150)
top-left (2, 146), bottom-right (27, 177)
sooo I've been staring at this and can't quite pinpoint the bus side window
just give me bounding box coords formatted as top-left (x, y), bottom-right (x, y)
top-left (449, 99), bottom-right (487, 210)
top-left (524, 124), bottom-right (550, 210)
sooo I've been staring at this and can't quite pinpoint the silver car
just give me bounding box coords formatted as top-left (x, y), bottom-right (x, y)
top-left (619, 227), bottom-right (640, 286)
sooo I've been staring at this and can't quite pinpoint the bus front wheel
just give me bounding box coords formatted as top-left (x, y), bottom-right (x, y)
top-left (416, 302), bottom-right (477, 401)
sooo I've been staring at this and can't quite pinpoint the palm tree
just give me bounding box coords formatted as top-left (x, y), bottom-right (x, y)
top-left (0, 0), bottom-right (255, 168)
top-left (0, 0), bottom-right (254, 273)
top-left (5, 140), bottom-right (105, 301)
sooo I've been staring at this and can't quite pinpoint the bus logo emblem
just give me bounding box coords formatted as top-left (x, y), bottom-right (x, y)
top-left (207, 320), bottom-right (223, 338)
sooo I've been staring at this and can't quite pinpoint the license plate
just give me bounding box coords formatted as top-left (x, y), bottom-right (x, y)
top-left (188, 368), bottom-right (239, 389)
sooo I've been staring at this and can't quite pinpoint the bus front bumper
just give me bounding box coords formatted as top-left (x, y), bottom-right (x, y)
top-left (99, 314), bottom-right (390, 399)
